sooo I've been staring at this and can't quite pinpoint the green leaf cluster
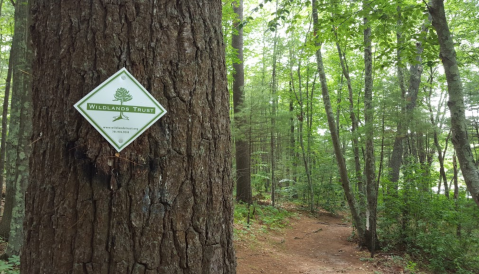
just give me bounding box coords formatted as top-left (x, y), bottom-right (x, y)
top-left (0, 255), bottom-right (20, 274)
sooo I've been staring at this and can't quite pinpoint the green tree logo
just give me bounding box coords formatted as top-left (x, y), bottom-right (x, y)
top-left (113, 87), bottom-right (133, 121)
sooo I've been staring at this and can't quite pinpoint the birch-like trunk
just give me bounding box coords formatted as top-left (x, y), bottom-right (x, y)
top-left (429, 0), bottom-right (479, 206)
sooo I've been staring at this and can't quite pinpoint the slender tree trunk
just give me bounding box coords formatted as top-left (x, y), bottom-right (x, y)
top-left (336, 78), bottom-right (341, 140)
top-left (429, 0), bottom-right (479, 206)
top-left (289, 98), bottom-right (296, 181)
top-left (404, 21), bottom-right (427, 165)
top-left (388, 132), bottom-right (404, 190)
top-left (270, 0), bottom-right (279, 207)
top-left (0, 46), bottom-right (12, 210)
top-left (249, 91), bottom-right (255, 178)
top-left (306, 72), bottom-right (316, 211)
top-left (0, 0), bottom-right (33, 244)
top-left (389, 9), bottom-right (428, 191)
top-left (22, 1), bottom-right (235, 273)
top-left (334, 33), bottom-right (366, 223)
top-left (312, 0), bottom-right (366, 244)
top-left (291, 58), bottom-right (314, 212)
top-left (363, 3), bottom-right (378, 255)
top-left (453, 153), bottom-right (459, 199)
top-left (436, 131), bottom-right (451, 196)
top-left (377, 93), bottom-right (386, 189)
top-left (232, 0), bottom-right (252, 204)
top-left (452, 153), bottom-right (461, 237)
top-left (425, 67), bottom-right (450, 196)
top-left (4, 0), bottom-right (32, 257)
top-left (0, 0), bottom-right (9, 198)
top-left (388, 7), bottom-right (407, 197)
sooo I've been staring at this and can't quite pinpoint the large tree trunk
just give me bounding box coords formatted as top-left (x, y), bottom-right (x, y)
top-left (429, 0), bottom-right (479, 207)
top-left (22, 1), bottom-right (235, 273)
top-left (232, 0), bottom-right (252, 204)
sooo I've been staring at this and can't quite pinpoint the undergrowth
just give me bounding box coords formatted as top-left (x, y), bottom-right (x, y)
top-left (379, 162), bottom-right (479, 273)
top-left (233, 202), bottom-right (295, 240)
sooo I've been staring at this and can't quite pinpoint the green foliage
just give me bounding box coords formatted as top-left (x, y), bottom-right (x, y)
top-left (316, 178), bottom-right (345, 214)
top-left (233, 202), bottom-right (251, 224)
top-left (379, 163), bottom-right (479, 273)
top-left (0, 255), bottom-right (20, 274)
top-left (234, 202), bottom-right (295, 230)
top-left (405, 260), bottom-right (417, 274)
top-left (255, 204), bottom-right (294, 229)
top-left (225, 0), bottom-right (479, 270)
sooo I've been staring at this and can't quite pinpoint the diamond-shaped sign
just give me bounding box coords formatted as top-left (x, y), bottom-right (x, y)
top-left (74, 68), bottom-right (167, 152)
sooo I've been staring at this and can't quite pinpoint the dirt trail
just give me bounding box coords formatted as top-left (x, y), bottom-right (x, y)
top-left (235, 211), bottom-right (404, 274)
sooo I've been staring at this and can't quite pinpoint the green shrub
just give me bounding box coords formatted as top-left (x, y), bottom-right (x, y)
top-left (234, 202), bottom-right (295, 230)
top-left (378, 162), bottom-right (479, 273)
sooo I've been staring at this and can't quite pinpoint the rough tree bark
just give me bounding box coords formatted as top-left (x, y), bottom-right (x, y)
top-left (429, 0), bottom-right (479, 207)
top-left (22, 1), bottom-right (235, 273)
top-left (232, 0), bottom-right (252, 204)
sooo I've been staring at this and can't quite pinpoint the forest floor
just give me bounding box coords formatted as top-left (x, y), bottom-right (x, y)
top-left (235, 206), bottom-right (425, 274)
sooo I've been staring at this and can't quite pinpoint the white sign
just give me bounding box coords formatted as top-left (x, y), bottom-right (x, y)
top-left (74, 68), bottom-right (167, 152)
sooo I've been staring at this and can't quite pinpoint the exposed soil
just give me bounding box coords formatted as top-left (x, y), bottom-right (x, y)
top-left (235, 210), bottom-right (410, 274)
